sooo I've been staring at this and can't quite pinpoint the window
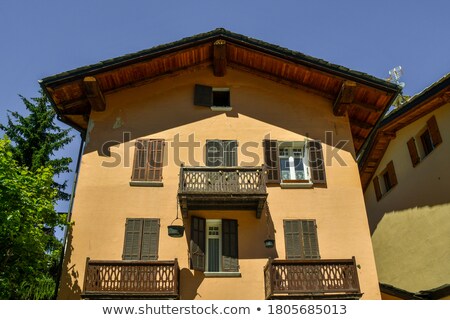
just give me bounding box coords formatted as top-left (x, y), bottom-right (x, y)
top-left (373, 160), bottom-right (397, 201)
top-left (190, 216), bottom-right (239, 273)
top-left (206, 140), bottom-right (237, 166)
top-left (382, 171), bottom-right (393, 192)
top-left (279, 142), bottom-right (307, 181)
top-left (194, 85), bottom-right (231, 110)
top-left (263, 139), bottom-right (326, 185)
top-left (283, 219), bottom-right (320, 259)
top-left (122, 218), bottom-right (160, 260)
top-left (406, 115), bottom-right (442, 167)
top-left (420, 129), bottom-right (434, 156)
top-left (130, 139), bottom-right (164, 186)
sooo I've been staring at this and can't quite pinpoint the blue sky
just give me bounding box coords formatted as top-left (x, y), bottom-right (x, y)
top-left (1, 0), bottom-right (449, 215)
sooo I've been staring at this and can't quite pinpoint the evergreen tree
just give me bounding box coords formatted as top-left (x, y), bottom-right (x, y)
top-left (0, 138), bottom-right (68, 299)
top-left (0, 91), bottom-right (74, 200)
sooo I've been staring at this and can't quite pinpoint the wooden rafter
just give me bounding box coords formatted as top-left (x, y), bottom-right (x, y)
top-left (213, 40), bottom-right (227, 77)
top-left (333, 81), bottom-right (357, 116)
top-left (351, 102), bottom-right (382, 113)
top-left (441, 91), bottom-right (450, 103)
top-left (228, 62), bottom-right (335, 100)
top-left (83, 77), bottom-right (106, 112)
top-left (351, 119), bottom-right (373, 130)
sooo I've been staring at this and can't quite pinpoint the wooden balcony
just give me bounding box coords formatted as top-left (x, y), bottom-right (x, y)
top-left (264, 258), bottom-right (362, 300)
top-left (178, 166), bottom-right (268, 218)
top-left (82, 258), bottom-right (179, 299)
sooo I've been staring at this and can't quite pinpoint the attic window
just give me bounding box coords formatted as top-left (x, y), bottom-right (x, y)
top-left (194, 84), bottom-right (231, 111)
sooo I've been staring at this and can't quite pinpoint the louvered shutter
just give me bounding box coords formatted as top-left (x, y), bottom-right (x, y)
top-left (131, 139), bottom-right (164, 181)
top-left (263, 139), bottom-right (280, 183)
top-left (308, 140), bottom-right (326, 184)
top-left (427, 116), bottom-right (442, 146)
top-left (123, 219), bottom-right (143, 260)
top-left (206, 140), bottom-right (224, 167)
top-left (224, 140), bottom-right (238, 166)
top-left (386, 161), bottom-right (398, 187)
top-left (147, 139), bottom-right (164, 181)
top-left (301, 220), bottom-right (320, 259)
top-left (284, 220), bottom-right (302, 259)
top-left (194, 84), bottom-right (213, 107)
top-left (190, 216), bottom-right (206, 271)
top-left (222, 219), bottom-right (239, 272)
top-left (373, 176), bottom-right (382, 201)
top-left (407, 138), bottom-right (420, 167)
top-left (140, 219), bottom-right (160, 261)
top-left (131, 140), bottom-right (147, 181)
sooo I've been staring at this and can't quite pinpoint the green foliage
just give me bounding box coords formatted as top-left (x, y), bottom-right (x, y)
top-left (0, 91), bottom-right (73, 200)
top-left (0, 138), bottom-right (68, 299)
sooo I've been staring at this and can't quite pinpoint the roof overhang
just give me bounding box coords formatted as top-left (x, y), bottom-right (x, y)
top-left (359, 74), bottom-right (450, 190)
top-left (39, 28), bottom-right (400, 153)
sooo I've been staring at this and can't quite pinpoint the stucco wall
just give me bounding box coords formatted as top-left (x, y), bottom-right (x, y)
top-left (364, 103), bottom-right (450, 292)
top-left (59, 68), bottom-right (380, 299)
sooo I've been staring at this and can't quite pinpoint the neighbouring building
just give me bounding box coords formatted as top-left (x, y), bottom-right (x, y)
top-left (40, 29), bottom-right (400, 300)
top-left (359, 74), bottom-right (450, 299)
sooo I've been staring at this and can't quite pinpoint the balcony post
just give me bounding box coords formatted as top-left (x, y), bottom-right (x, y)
top-left (352, 256), bottom-right (361, 292)
top-left (83, 257), bottom-right (90, 293)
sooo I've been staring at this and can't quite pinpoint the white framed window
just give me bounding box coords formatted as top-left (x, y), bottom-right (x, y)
top-left (279, 141), bottom-right (309, 181)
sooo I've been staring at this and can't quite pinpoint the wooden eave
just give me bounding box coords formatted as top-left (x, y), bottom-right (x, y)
top-left (40, 28), bottom-right (399, 152)
top-left (359, 74), bottom-right (450, 191)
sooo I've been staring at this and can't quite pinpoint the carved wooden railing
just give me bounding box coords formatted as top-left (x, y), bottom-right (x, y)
top-left (179, 166), bottom-right (266, 194)
top-left (178, 166), bottom-right (268, 218)
top-left (83, 258), bottom-right (179, 298)
top-left (264, 258), bottom-right (361, 299)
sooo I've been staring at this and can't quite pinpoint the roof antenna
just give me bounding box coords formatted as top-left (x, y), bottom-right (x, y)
top-left (386, 66), bottom-right (409, 111)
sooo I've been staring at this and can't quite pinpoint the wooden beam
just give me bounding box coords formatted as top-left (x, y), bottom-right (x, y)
top-left (351, 102), bottom-right (382, 113)
top-left (228, 62), bottom-right (335, 100)
top-left (441, 91), bottom-right (450, 103)
top-left (333, 81), bottom-right (357, 116)
top-left (350, 118), bottom-right (373, 130)
top-left (83, 77), bottom-right (106, 112)
top-left (213, 40), bottom-right (227, 77)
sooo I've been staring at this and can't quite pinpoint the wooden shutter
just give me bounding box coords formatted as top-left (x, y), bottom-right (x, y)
top-left (147, 139), bottom-right (164, 181)
top-left (308, 140), bottom-right (326, 184)
top-left (194, 84), bottom-right (213, 107)
top-left (140, 219), bottom-right (160, 261)
top-left (263, 139), bottom-right (280, 183)
top-left (373, 176), bottom-right (382, 201)
top-left (300, 220), bottom-right (320, 259)
top-left (386, 161), bottom-right (398, 187)
top-left (283, 220), bottom-right (302, 259)
top-left (284, 219), bottom-right (320, 260)
top-left (131, 140), bottom-right (147, 181)
top-left (123, 218), bottom-right (160, 260)
top-left (131, 139), bottom-right (164, 181)
top-left (206, 140), bottom-right (223, 166)
top-left (190, 216), bottom-right (206, 271)
top-left (123, 219), bottom-right (143, 260)
top-left (407, 138), bottom-right (420, 167)
top-left (427, 115), bottom-right (442, 146)
top-left (222, 219), bottom-right (239, 272)
top-left (224, 140), bottom-right (238, 166)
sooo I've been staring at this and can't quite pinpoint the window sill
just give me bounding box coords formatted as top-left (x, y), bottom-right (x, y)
top-left (280, 181), bottom-right (313, 189)
top-left (210, 106), bottom-right (232, 112)
top-left (204, 272), bottom-right (241, 278)
top-left (129, 181), bottom-right (163, 187)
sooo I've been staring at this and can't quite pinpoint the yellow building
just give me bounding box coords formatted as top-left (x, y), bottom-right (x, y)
top-left (40, 29), bottom-right (400, 300)
top-left (360, 74), bottom-right (450, 299)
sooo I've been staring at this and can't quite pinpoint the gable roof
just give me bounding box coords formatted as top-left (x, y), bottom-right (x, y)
top-left (359, 73), bottom-right (450, 190)
top-left (40, 28), bottom-right (400, 153)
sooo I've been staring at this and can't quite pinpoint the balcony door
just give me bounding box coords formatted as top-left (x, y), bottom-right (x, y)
top-left (206, 140), bottom-right (237, 167)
